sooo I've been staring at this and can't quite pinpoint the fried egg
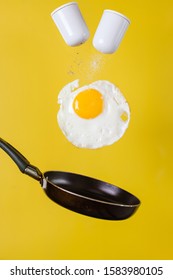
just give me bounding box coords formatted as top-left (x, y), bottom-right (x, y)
top-left (57, 80), bottom-right (130, 149)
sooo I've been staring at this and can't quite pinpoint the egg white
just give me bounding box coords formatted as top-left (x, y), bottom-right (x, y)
top-left (57, 79), bottom-right (130, 149)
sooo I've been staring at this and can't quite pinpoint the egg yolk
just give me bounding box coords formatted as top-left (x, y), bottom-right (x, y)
top-left (73, 89), bottom-right (103, 119)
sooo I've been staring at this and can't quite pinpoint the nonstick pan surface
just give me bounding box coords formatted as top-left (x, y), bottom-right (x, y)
top-left (0, 137), bottom-right (141, 220)
top-left (43, 171), bottom-right (140, 220)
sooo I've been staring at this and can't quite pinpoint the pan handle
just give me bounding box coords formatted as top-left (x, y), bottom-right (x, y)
top-left (0, 137), bottom-right (42, 181)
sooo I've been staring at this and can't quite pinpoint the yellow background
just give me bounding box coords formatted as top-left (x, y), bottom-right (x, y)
top-left (0, 0), bottom-right (173, 259)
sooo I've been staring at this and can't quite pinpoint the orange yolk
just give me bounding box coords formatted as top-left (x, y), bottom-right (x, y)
top-left (73, 89), bottom-right (103, 119)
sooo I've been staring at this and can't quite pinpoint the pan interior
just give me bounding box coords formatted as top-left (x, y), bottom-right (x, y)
top-left (44, 171), bottom-right (140, 206)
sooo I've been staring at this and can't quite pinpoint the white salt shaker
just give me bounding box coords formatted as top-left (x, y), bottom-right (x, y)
top-left (51, 2), bottom-right (89, 47)
top-left (93, 10), bottom-right (130, 54)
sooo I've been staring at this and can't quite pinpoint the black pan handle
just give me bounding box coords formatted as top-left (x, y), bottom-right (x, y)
top-left (0, 137), bottom-right (42, 181)
top-left (0, 138), bottom-right (30, 172)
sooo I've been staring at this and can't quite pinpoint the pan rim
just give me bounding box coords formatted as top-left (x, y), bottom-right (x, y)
top-left (42, 173), bottom-right (141, 208)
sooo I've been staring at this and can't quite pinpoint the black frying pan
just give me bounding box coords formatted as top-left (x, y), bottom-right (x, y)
top-left (0, 138), bottom-right (141, 220)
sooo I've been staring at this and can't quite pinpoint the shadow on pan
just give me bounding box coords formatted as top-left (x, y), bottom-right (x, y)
top-left (0, 138), bottom-right (141, 220)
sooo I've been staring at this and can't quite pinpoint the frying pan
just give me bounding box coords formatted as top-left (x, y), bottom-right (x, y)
top-left (0, 137), bottom-right (140, 220)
